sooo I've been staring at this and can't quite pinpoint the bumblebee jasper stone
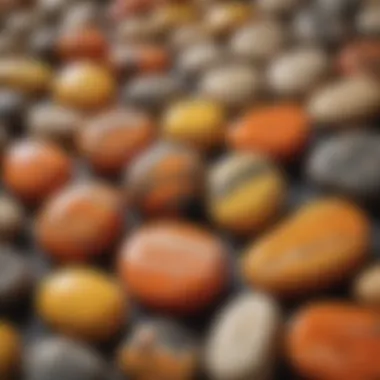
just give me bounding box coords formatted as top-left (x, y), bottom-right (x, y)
top-left (287, 303), bottom-right (380, 380)
top-left (241, 198), bottom-right (370, 298)
top-left (205, 293), bottom-right (281, 380)
top-left (36, 267), bottom-right (126, 342)
top-left (162, 98), bottom-right (226, 152)
top-left (0, 322), bottom-right (20, 377)
top-left (25, 337), bottom-right (107, 380)
top-left (306, 131), bottom-right (380, 202)
top-left (118, 319), bottom-right (198, 380)
top-left (118, 221), bottom-right (228, 314)
top-left (208, 152), bottom-right (286, 235)
top-left (126, 142), bottom-right (204, 217)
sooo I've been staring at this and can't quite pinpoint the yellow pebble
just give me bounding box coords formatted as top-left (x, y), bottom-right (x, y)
top-left (36, 267), bottom-right (127, 342)
top-left (0, 58), bottom-right (52, 94)
top-left (54, 62), bottom-right (116, 111)
top-left (208, 152), bottom-right (286, 234)
top-left (0, 322), bottom-right (21, 377)
top-left (163, 98), bottom-right (226, 151)
top-left (153, 4), bottom-right (197, 31)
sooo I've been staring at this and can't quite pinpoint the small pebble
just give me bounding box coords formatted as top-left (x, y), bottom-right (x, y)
top-left (0, 322), bottom-right (21, 377)
top-left (206, 293), bottom-right (281, 380)
top-left (78, 108), bottom-right (156, 175)
top-left (118, 319), bottom-right (198, 380)
top-left (308, 76), bottom-right (380, 125)
top-left (36, 182), bottom-right (124, 262)
top-left (126, 142), bottom-right (204, 217)
top-left (353, 264), bottom-right (380, 306)
top-left (2, 139), bottom-right (72, 204)
top-left (306, 131), bottom-right (380, 202)
top-left (287, 303), bottom-right (380, 379)
top-left (162, 98), bottom-right (226, 152)
top-left (0, 196), bottom-right (24, 241)
top-left (25, 337), bottom-right (107, 380)
top-left (118, 221), bottom-right (228, 313)
top-left (199, 64), bottom-right (261, 108)
top-left (208, 152), bottom-right (287, 235)
top-left (241, 198), bottom-right (370, 298)
top-left (227, 103), bottom-right (309, 161)
top-left (0, 247), bottom-right (34, 308)
top-left (37, 267), bottom-right (126, 342)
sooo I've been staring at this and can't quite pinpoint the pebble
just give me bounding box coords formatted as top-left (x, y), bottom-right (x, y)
top-left (54, 62), bottom-right (116, 111)
top-left (56, 26), bottom-right (108, 62)
top-left (338, 39), bottom-right (380, 78)
top-left (0, 58), bottom-right (52, 94)
top-left (0, 247), bottom-right (34, 308)
top-left (205, 293), bottom-right (281, 380)
top-left (208, 152), bottom-right (286, 235)
top-left (118, 319), bottom-right (198, 379)
top-left (162, 98), bottom-right (226, 152)
top-left (124, 74), bottom-right (183, 110)
top-left (27, 103), bottom-right (82, 148)
top-left (0, 90), bottom-right (26, 130)
top-left (0, 322), bottom-right (21, 377)
top-left (307, 76), bottom-right (380, 125)
top-left (241, 198), bottom-right (370, 297)
top-left (178, 42), bottom-right (226, 76)
top-left (306, 131), bottom-right (380, 202)
top-left (356, 2), bottom-right (380, 35)
top-left (230, 20), bottom-right (286, 63)
top-left (36, 183), bottom-right (124, 262)
top-left (78, 108), bottom-right (156, 175)
top-left (0, 196), bottom-right (24, 241)
top-left (353, 264), bottom-right (380, 306)
top-left (227, 103), bottom-right (309, 161)
top-left (287, 303), bottom-right (380, 379)
top-left (36, 267), bottom-right (126, 342)
top-left (2, 139), bottom-right (72, 204)
top-left (199, 64), bottom-right (261, 108)
top-left (118, 221), bottom-right (228, 313)
top-left (152, 3), bottom-right (197, 32)
top-left (25, 337), bottom-right (107, 380)
top-left (171, 24), bottom-right (212, 51)
top-left (125, 142), bottom-right (204, 217)
top-left (204, 2), bottom-right (252, 37)
top-left (268, 48), bottom-right (330, 97)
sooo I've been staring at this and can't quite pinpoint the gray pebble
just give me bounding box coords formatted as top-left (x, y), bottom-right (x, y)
top-left (178, 42), bottom-right (226, 76)
top-left (0, 246), bottom-right (33, 308)
top-left (199, 64), bottom-right (262, 108)
top-left (124, 75), bottom-right (183, 109)
top-left (206, 293), bottom-right (281, 380)
top-left (230, 20), bottom-right (286, 63)
top-left (25, 337), bottom-right (107, 380)
top-left (0, 196), bottom-right (24, 241)
top-left (27, 103), bottom-right (81, 148)
top-left (307, 76), bottom-right (380, 125)
top-left (356, 3), bottom-right (380, 35)
top-left (268, 47), bottom-right (330, 97)
top-left (306, 131), bottom-right (380, 201)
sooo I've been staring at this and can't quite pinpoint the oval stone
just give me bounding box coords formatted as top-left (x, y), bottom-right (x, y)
top-left (306, 131), bottom-right (380, 202)
top-left (353, 264), bottom-right (380, 306)
top-left (205, 293), bottom-right (281, 380)
top-left (307, 76), bottom-right (380, 126)
top-left (241, 198), bottom-right (370, 298)
top-left (287, 303), bottom-right (380, 380)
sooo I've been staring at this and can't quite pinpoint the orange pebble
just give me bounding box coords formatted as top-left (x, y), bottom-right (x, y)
top-left (2, 140), bottom-right (72, 204)
top-left (36, 183), bottom-right (124, 262)
top-left (227, 103), bottom-right (310, 160)
top-left (118, 222), bottom-right (228, 314)
top-left (77, 108), bottom-right (156, 175)
top-left (57, 27), bottom-right (108, 62)
top-left (287, 303), bottom-right (380, 380)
